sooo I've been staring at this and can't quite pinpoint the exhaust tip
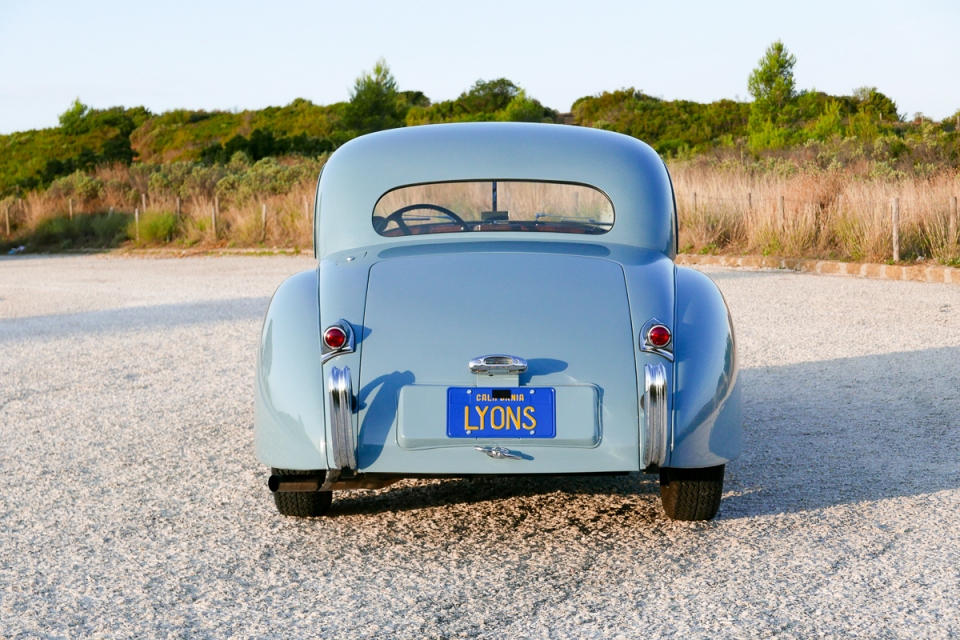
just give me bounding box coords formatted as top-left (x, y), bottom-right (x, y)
top-left (267, 475), bottom-right (281, 493)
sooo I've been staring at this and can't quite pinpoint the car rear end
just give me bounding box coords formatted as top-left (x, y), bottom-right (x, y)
top-left (256, 123), bottom-right (738, 520)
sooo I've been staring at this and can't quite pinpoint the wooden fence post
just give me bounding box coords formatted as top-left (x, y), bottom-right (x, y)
top-left (778, 195), bottom-right (785, 228)
top-left (693, 192), bottom-right (698, 211)
top-left (212, 196), bottom-right (219, 235)
top-left (141, 193), bottom-right (147, 215)
top-left (68, 198), bottom-right (73, 220)
top-left (747, 192), bottom-right (752, 209)
top-left (950, 196), bottom-right (958, 249)
top-left (176, 196), bottom-right (181, 223)
top-left (892, 197), bottom-right (900, 262)
top-left (135, 207), bottom-right (140, 243)
top-left (261, 203), bottom-right (267, 240)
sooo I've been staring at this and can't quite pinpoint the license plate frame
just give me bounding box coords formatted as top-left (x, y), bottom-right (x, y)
top-left (446, 387), bottom-right (556, 439)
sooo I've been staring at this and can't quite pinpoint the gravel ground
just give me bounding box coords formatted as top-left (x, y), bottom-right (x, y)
top-left (1, 254), bottom-right (959, 638)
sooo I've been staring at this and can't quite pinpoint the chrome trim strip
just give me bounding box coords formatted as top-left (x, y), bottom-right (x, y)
top-left (319, 469), bottom-right (341, 491)
top-left (329, 366), bottom-right (357, 471)
top-left (642, 363), bottom-right (669, 467)
top-left (468, 354), bottom-right (528, 375)
top-left (321, 319), bottom-right (356, 364)
top-left (639, 318), bottom-right (674, 361)
top-left (475, 446), bottom-right (523, 460)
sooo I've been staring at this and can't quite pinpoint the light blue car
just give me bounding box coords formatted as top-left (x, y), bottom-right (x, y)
top-left (255, 123), bottom-right (741, 521)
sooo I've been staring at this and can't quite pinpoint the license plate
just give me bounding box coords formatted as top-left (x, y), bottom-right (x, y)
top-left (446, 387), bottom-right (556, 438)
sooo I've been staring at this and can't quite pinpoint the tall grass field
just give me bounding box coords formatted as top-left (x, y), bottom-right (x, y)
top-left (673, 162), bottom-right (960, 265)
top-left (2, 156), bottom-right (958, 265)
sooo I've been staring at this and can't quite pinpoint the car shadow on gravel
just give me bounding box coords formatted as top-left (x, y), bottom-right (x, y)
top-left (0, 297), bottom-right (270, 342)
top-left (327, 473), bottom-right (661, 518)
top-left (330, 347), bottom-right (960, 521)
top-left (722, 345), bottom-right (960, 519)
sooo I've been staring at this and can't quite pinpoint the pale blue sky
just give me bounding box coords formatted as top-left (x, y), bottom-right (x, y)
top-left (1, 0), bottom-right (958, 134)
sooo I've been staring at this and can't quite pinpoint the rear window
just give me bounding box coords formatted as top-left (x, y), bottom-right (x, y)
top-left (373, 180), bottom-right (614, 236)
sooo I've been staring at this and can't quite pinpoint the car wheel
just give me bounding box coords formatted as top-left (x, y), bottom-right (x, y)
top-left (271, 469), bottom-right (333, 517)
top-left (659, 465), bottom-right (725, 521)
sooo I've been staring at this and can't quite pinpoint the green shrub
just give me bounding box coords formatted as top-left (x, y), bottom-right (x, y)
top-left (128, 211), bottom-right (178, 244)
top-left (32, 216), bottom-right (77, 246)
top-left (91, 212), bottom-right (130, 244)
top-left (7, 212), bottom-right (131, 251)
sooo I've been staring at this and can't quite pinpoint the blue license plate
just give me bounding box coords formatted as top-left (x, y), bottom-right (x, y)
top-left (447, 387), bottom-right (556, 438)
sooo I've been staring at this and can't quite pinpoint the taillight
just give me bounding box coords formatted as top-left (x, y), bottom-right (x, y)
top-left (323, 326), bottom-right (348, 350)
top-left (647, 324), bottom-right (671, 348)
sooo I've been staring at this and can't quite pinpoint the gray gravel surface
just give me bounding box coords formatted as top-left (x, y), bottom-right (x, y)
top-left (1, 254), bottom-right (959, 638)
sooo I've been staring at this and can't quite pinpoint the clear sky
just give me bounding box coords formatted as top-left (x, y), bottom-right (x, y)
top-left (1, 0), bottom-right (958, 135)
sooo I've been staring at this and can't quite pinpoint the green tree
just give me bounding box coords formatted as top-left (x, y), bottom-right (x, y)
top-left (342, 58), bottom-right (404, 135)
top-left (748, 41), bottom-right (797, 117)
top-left (747, 41), bottom-right (799, 148)
top-left (498, 90), bottom-right (557, 123)
top-left (806, 99), bottom-right (843, 141)
top-left (852, 87), bottom-right (900, 121)
top-left (59, 99), bottom-right (91, 135)
top-left (459, 78), bottom-right (520, 113)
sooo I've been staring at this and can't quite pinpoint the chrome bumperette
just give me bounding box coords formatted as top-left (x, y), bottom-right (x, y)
top-left (475, 446), bottom-right (523, 460)
top-left (642, 363), bottom-right (669, 467)
top-left (328, 366), bottom-right (357, 471)
top-left (320, 319), bottom-right (356, 364)
top-left (468, 354), bottom-right (528, 375)
top-left (639, 318), bottom-right (674, 361)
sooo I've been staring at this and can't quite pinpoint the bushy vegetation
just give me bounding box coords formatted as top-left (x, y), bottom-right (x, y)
top-left (9, 211), bottom-right (132, 251)
top-left (2, 50), bottom-right (959, 262)
top-left (574, 40), bottom-right (958, 170)
top-left (572, 91), bottom-right (750, 156)
top-left (405, 78), bottom-right (559, 125)
top-left (0, 100), bottom-right (149, 194)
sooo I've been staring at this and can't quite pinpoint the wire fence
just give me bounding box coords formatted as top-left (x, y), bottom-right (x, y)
top-left (675, 187), bottom-right (960, 264)
top-left (3, 179), bottom-right (959, 264)
top-left (1, 185), bottom-right (316, 249)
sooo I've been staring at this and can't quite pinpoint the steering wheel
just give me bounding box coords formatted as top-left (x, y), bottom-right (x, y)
top-left (378, 204), bottom-right (468, 235)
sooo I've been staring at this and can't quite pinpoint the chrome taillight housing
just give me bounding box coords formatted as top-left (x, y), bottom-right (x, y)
top-left (640, 318), bottom-right (674, 361)
top-left (323, 326), bottom-right (348, 350)
top-left (320, 321), bottom-right (355, 364)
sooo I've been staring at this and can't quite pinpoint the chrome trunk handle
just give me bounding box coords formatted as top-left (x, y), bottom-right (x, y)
top-left (475, 446), bottom-right (523, 460)
top-left (468, 354), bottom-right (528, 375)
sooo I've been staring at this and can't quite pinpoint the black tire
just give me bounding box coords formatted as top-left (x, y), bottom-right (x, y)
top-left (271, 469), bottom-right (333, 517)
top-left (659, 465), bottom-right (725, 521)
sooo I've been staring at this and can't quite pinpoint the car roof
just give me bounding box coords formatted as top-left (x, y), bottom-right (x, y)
top-left (315, 122), bottom-right (676, 259)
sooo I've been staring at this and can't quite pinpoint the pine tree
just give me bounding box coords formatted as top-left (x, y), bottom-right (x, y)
top-left (343, 59), bottom-right (404, 135)
top-left (747, 41), bottom-right (799, 148)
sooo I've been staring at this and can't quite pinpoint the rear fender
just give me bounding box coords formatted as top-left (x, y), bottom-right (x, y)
top-left (254, 269), bottom-right (327, 469)
top-left (669, 267), bottom-right (742, 467)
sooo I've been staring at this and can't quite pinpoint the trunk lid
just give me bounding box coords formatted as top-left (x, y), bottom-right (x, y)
top-left (355, 245), bottom-right (651, 472)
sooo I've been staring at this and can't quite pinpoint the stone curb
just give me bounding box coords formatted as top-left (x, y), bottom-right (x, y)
top-left (676, 254), bottom-right (960, 284)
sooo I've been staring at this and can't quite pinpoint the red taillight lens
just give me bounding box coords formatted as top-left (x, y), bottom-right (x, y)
top-left (647, 324), bottom-right (671, 348)
top-left (323, 326), bottom-right (347, 350)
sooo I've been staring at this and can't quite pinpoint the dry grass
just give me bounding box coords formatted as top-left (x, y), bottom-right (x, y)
top-left (3, 160), bottom-right (959, 265)
top-left (670, 163), bottom-right (960, 264)
top-left (1, 166), bottom-right (317, 250)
